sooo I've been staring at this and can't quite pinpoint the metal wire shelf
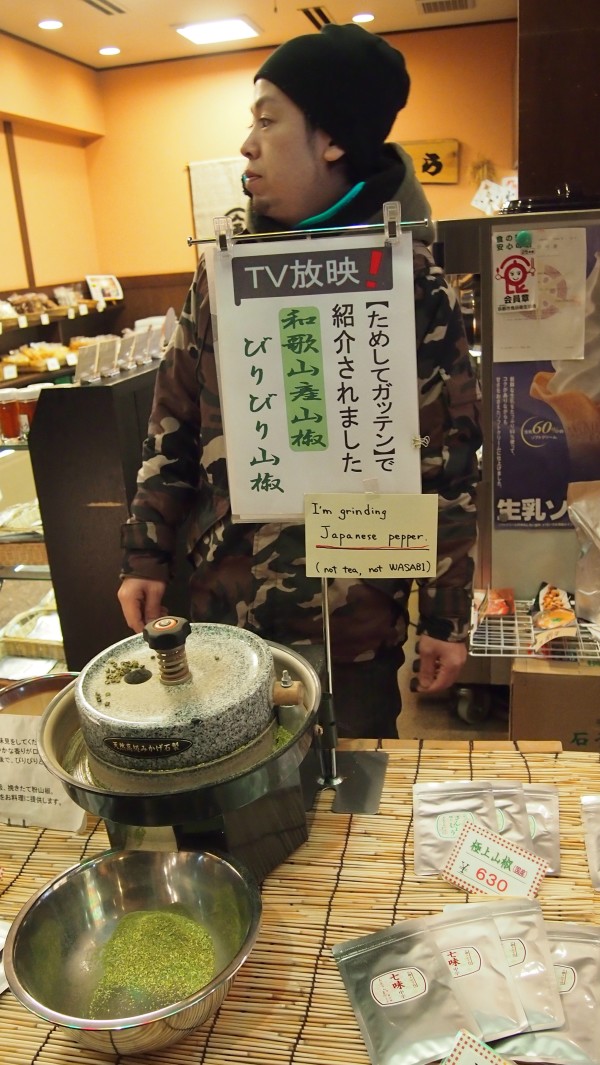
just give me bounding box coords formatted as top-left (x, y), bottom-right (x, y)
top-left (469, 599), bottom-right (600, 662)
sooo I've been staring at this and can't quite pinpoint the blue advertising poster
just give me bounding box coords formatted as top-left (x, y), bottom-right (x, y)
top-left (493, 224), bottom-right (600, 529)
top-left (493, 360), bottom-right (571, 528)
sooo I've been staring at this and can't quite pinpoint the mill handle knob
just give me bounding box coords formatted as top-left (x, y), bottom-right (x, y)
top-left (143, 616), bottom-right (191, 651)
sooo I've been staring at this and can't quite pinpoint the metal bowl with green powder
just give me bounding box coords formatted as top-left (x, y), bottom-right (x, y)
top-left (4, 849), bottom-right (261, 1055)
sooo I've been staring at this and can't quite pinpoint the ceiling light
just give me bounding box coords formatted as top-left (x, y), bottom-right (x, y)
top-left (352, 12), bottom-right (375, 23)
top-left (176, 19), bottom-right (260, 45)
top-left (39, 19), bottom-right (63, 30)
top-left (99, 46), bottom-right (121, 56)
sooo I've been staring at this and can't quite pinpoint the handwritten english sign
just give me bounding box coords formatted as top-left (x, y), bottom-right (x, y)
top-left (304, 492), bottom-right (438, 579)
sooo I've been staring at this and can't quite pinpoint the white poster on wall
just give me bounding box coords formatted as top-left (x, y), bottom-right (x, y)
top-left (188, 157), bottom-right (246, 242)
top-left (492, 226), bottom-right (587, 361)
top-left (205, 230), bottom-right (422, 522)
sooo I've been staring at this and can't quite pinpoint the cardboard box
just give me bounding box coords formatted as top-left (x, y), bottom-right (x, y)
top-left (510, 658), bottom-right (600, 752)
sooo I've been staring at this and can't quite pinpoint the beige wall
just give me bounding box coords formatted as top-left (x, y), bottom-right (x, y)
top-left (0, 34), bottom-right (104, 288)
top-left (0, 34), bottom-right (105, 137)
top-left (1, 22), bottom-right (516, 286)
top-left (387, 23), bottom-right (517, 220)
top-left (14, 123), bottom-right (101, 284)
top-left (87, 52), bottom-right (255, 277)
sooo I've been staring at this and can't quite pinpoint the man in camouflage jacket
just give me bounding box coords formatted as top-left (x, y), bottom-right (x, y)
top-left (118, 24), bottom-right (482, 737)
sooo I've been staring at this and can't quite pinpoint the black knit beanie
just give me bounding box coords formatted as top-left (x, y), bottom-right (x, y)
top-left (254, 24), bottom-right (410, 179)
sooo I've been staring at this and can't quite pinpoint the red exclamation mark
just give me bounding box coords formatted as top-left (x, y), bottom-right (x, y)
top-left (367, 249), bottom-right (383, 288)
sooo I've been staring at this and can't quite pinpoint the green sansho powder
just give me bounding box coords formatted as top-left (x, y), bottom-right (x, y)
top-left (89, 909), bottom-right (216, 1018)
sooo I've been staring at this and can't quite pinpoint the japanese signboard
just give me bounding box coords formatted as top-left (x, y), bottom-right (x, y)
top-left (304, 491), bottom-right (437, 579)
top-left (403, 139), bottom-right (459, 184)
top-left (492, 227), bottom-right (586, 362)
top-left (207, 230), bottom-right (421, 521)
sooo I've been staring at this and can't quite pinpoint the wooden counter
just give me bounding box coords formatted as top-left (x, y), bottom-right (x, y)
top-left (1, 740), bottom-right (599, 1064)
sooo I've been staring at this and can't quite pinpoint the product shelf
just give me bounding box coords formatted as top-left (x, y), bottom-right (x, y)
top-left (469, 599), bottom-right (600, 663)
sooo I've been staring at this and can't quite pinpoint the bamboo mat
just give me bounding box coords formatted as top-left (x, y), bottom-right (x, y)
top-left (1, 739), bottom-right (600, 1065)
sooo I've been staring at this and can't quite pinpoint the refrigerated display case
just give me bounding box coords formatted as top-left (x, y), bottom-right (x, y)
top-left (437, 208), bottom-right (600, 714)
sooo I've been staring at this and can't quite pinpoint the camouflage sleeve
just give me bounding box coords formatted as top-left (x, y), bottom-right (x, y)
top-left (411, 249), bottom-right (482, 642)
top-left (120, 260), bottom-right (211, 582)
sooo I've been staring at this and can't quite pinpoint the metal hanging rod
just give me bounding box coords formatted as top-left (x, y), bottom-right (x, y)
top-left (187, 216), bottom-right (428, 248)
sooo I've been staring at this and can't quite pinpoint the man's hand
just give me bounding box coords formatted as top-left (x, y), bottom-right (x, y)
top-left (413, 634), bottom-right (467, 694)
top-left (117, 578), bottom-right (168, 634)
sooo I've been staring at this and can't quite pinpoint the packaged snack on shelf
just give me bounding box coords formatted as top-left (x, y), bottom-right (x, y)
top-left (0, 498), bottom-right (43, 539)
top-left (477, 588), bottom-right (516, 622)
top-left (529, 582), bottom-right (577, 651)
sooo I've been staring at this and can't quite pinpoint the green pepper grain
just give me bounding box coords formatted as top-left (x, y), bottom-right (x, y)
top-left (273, 725), bottom-right (294, 750)
top-left (103, 659), bottom-right (143, 685)
top-left (89, 909), bottom-right (216, 1018)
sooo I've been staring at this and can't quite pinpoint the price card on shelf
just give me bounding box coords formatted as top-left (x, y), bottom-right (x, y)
top-left (442, 1030), bottom-right (516, 1065)
top-left (77, 302), bottom-right (89, 316)
top-left (74, 341), bottom-right (99, 383)
top-left (40, 312), bottom-right (50, 325)
top-left (17, 314), bottom-right (28, 328)
top-left (45, 357), bottom-right (60, 372)
top-left (442, 822), bottom-right (548, 898)
top-left (66, 352), bottom-right (78, 366)
top-left (1, 364), bottom-right (17, 380)
top-left (97, 336), bottom-right (119, 376)
top-left (67, 307), bottom-right (76, 319)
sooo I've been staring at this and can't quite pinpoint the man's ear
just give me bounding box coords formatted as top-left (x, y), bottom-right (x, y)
top-left (323, 141), bottom-right (345, 163)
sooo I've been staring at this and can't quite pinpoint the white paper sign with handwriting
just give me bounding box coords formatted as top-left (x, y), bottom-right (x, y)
top-left (304, 491), bottom-right (438, 579)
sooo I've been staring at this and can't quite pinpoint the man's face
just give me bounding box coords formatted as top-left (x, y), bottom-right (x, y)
top-left (240, 79), bottom-right (347, 227)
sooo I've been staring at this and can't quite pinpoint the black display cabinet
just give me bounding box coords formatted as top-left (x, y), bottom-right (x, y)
top-left (28, 365), bottom-right (191, 671)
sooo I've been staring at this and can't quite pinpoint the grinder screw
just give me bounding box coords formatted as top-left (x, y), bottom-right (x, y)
top-left (143, 616), bottom-right (192, 685)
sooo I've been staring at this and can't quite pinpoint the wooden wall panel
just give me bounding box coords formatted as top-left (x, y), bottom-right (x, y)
top-left (518, 0), bottom-right (600, 200)
top-left (0, 125), bottom-right (28, 291)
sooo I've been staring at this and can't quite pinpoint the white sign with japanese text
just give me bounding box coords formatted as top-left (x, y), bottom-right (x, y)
top-left (304, 491), bottom-right (437, 579)
top-left (442, 822), bottom-right (548, 899)
top-left (492, 227), bottom-right (586, 362)
top-left (207, 230), bottom-right (421, 521)
top-left (442, 1029), bottom-right (516, 1065)
top-left (0, 715), bottom-right (86, 832)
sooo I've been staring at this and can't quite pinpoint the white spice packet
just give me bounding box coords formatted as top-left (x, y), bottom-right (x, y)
top-left (413, 780), bottom-right (498, 877)
top-left (427, 909), bottom-right (529, 1041)
top-left (443, 899), bottom-right (564, 1032)
top-left (0, 920), bottom-right (11, 996)
top-left (522, 783), bottom-right (561, 875)
top-left (333, 917), bottom-right (482, 1065)
top-left (492, 781), bottom-right (531, 845)
top-left (580, 794), bottom-right (600, 889)
top-left (492, 921), bottom-right (600, 1064)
